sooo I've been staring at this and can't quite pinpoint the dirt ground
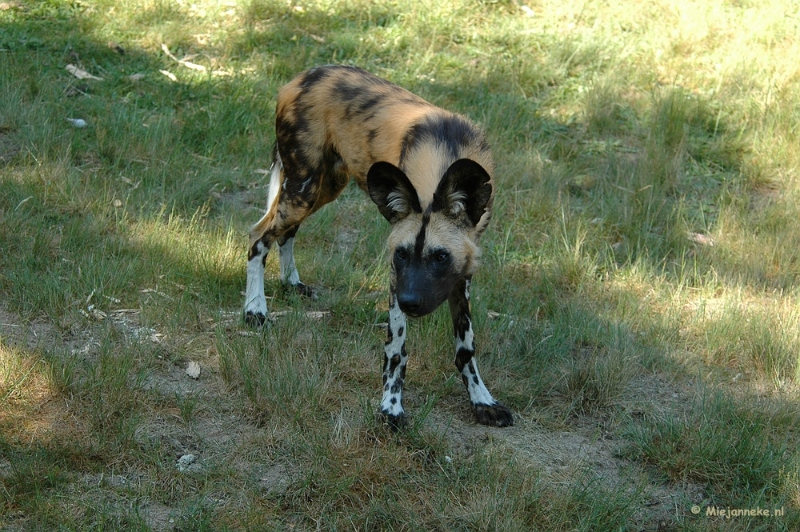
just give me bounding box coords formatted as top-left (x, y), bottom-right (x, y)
top-left (0, 302), bottom-right (702, 531)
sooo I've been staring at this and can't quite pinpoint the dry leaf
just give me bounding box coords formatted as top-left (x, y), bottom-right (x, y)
top-left (160, 70), bottom-right (178, 82)
top-left (140, 288), bottom-right (173, 299)
top-left (14, 196), bottom-right (33, 211)
top-left (109, 308), bottom-right (140, 316)
top-left (66, 64), bottom-right (103, 81)
top-left (186, 361), bottom-right (201, 379)
top-left (270, 310), bottom-right (330, 319)
top-left (179, 60), bottom-right (206, 71)
top-left (161, 43), bottom-right (207, 71)
top-left (161, 43), bottom-right (178, 61)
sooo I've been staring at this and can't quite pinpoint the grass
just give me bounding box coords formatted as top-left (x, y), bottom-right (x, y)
top-left (2, 0), bottom-right (800, 530)
top-left (623, 391), bottom-right (793, 498)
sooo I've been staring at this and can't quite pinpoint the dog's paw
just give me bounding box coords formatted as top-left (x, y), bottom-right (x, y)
top-left (243, 310), bottom-right (268, 328)
top-left (292, 282), bottom-right (316, 299)
top-left (380, 410), bottom-right (407, 431)
top-left (473, 402), bottom-right (514, 427)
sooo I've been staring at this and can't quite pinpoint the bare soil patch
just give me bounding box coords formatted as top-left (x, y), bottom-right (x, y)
top-left (1, 303), bottom-right (705, 531)
top-left (422, 372), bottom-right (702, 531)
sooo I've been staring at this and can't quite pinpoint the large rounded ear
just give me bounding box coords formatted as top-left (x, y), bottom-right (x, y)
top-left (432, 159), bottom-right (493, 227)
top-left (367, 161), bottom-right (422, 223)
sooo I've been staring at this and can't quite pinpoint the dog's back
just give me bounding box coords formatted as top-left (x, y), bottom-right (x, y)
top-left (274, 65), bottom-right (494, 213)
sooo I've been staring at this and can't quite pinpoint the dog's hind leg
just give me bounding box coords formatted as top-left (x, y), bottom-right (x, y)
top-left (449, 278), bottom-right (514, 427)
top-left (244, 152), bottom-right (316, 325)
top-left (275, 150), bottom-right (350, 300)
top-left (244, 155), bottom-right (286, 326)
top-left (244, 147), bottom-right (350, 326)
top-left (276, 225), bottom-right (313, 298)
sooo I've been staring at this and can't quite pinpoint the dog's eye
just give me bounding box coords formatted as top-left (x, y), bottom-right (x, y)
top-left (434, 251), bottom-right (449, 263)
top-left (395, 249), bottom-right (409, 261)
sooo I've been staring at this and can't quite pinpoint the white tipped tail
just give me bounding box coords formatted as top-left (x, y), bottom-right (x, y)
top-left (265, 152), bottom-right (283, 213)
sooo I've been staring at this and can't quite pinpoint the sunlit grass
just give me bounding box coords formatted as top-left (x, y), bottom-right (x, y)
top-left (623, 390), bottom-right (799, 509)
top-left (0, 344), bottom-right (56, 414)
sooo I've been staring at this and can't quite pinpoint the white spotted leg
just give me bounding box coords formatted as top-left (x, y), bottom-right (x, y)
top-left (449, 278), bottom-right (514, 427)
top-left (380, 289), bottom-right (409, 429)
top-left (243, 229), bottom-right (313, 327)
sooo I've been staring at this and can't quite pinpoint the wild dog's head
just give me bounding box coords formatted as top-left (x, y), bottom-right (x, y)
top-left (367, 159), bottom-right (493, 317)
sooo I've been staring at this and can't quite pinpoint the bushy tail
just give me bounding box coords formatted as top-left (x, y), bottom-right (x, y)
top-left (249, 145), bottom-right (283, 247)
top-left (265, 145), bottom-right (282, 213)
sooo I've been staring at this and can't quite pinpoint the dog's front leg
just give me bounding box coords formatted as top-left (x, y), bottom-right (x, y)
top-left (449, 278), bottom-right (514, 427)
top-left (244, 240), bottom-right (270, 326)
top-left (380, 289), bottom-right (408, 429)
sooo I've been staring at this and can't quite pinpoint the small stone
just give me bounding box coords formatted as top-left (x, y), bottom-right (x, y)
top-left (66, 118), bottom-right (88, 128)
top-left (176, 454), bottom-right (196, 472)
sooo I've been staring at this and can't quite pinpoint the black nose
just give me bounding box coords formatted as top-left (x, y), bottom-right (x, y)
top-left (397, 293), bottom-right (423, 315)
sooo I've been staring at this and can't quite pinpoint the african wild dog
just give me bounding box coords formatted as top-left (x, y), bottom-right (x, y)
top-left (244, 65), bottom-right (513, 428)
